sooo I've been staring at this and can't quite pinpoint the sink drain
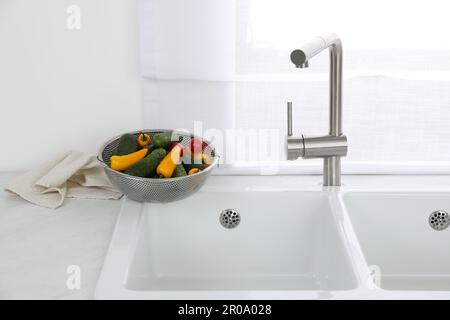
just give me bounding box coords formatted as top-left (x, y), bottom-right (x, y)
top-left (220, 209), bottom-right (240, 229)
top-left (429, 210), bottom-right (450, 231)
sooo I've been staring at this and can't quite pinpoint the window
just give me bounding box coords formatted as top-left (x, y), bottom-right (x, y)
top-left (140, 0), bottom-right (450, 172)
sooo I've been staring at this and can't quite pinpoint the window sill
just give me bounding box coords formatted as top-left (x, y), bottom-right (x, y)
top-left (212, 161), bottom-right (450, 176)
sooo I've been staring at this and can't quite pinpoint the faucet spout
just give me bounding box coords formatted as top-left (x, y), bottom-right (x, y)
top-left (286, 33), bottom-right (346, 186)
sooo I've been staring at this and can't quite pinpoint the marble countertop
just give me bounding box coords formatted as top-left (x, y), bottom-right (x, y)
top-left (0, 172), bottom-right (122, 299)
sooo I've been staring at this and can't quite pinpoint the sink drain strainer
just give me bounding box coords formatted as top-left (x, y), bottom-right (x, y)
top-left (429, 210), bottom-right (450, 231)
top-left (220, 209), bottom-right (241, 229)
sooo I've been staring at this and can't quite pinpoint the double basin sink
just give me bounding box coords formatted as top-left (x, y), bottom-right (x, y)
top-left (96, 175), bottom-right (450, 299)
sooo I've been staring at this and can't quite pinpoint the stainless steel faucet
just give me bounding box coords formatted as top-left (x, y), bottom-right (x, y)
top-left (287, 33), bottom-right (347, 186)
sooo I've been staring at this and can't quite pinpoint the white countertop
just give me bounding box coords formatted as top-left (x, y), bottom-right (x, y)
top-left (2, 172), bottom-right (450, 300)
top-left (0, 172), bottom-right (121, 300)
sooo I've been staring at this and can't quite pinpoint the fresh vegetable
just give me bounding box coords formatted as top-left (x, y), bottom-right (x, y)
top-left (172, 164), bottom-right (187, 177)
top-left (182, 148), bottom-right (202, 164)
top-left (124, 148), bottom-right (167, 177)
top-left (153, 132), bottom-right (173, 149)
top-left (181, 147), bottom-right (212, 171)
top-left (115, 133), bottom-right (139, 156)
top-left (149, 172), bottom-right (164, 179)
top-left (184, 163), bottom-right (204, 172)
top-left (137, 132), bottom-right (151, 147)
top-left (188, 167), bottom-right (201, 175)
top-left (192, 152), bottom-right (203, 164)
top-left (202, 153), bottom-right (213, 168)
top-left (190, 138), bottom-right (206, 153)
top-left (169, 143), bottom-right (184, 156)
top-left (181, 149), bottom-right (202, 172)
top-left (145, 142), bottom-right (156, 154)
top-left (181, 148), bottom-right (192, 163)
top-left (156, 144), bottom-right (182, 178)
top-left (110, 148), bottom-right (148, 171)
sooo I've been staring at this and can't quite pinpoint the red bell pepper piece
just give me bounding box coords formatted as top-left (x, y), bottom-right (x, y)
top-left (190, 138), bottom-right (206, 154)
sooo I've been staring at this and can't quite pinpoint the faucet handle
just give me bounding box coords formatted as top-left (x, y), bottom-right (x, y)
top-left (287, 101), bottom-right (293, 136)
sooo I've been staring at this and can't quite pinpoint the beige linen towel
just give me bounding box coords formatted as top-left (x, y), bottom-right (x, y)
top-left (4, 151), bottom-right (122, 209)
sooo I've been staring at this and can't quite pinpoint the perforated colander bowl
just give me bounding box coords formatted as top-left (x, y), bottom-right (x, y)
top-left (97, 129), bottom-right (218, 203)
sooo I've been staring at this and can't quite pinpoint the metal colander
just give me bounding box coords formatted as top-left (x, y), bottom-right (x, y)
top-left (97, 129), bottom-right (218, 203)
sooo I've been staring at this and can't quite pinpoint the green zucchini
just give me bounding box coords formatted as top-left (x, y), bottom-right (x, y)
top-left (124, 148), bottom-right (167, 177)
top-left (149, 172), bottom-right (164, 179)
top-left (115, 133), bottom-right (138, 156)
top-left (172, 164), bottom-right (187, 178)
top-left (145, 142), bottom-right (156, 154)
top-left (152, 132), bottom-right (174, 149)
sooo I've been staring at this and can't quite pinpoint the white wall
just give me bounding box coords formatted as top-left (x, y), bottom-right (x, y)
top-left (0, 0), bottom-right (142, 171)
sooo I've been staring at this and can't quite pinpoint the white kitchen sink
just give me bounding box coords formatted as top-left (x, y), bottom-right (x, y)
top-left (96, 175), bottom-right (450, 299)
top-left (343, 191), bottom-right (450, 292)
top-left (126, 191), bottom-right (356, 293)
top-left (95, 176), bottom-right (359, 299)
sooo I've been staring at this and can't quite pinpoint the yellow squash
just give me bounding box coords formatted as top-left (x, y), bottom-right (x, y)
top-left (188, 168), bottom-right (200, 175)
top-left (110, 148), bottom-right (148, 171)
top-left (156, 144), bottom-right (182, 178)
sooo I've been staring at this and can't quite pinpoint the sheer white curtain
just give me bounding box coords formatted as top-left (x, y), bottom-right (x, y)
top-left (139, 0), bottom-right (236, 135)
top-left (139, 0), bottom-right (450, 173)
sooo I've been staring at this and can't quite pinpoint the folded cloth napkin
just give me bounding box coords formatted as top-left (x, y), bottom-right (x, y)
top-left (4, 150), bottom-right (122, 209)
